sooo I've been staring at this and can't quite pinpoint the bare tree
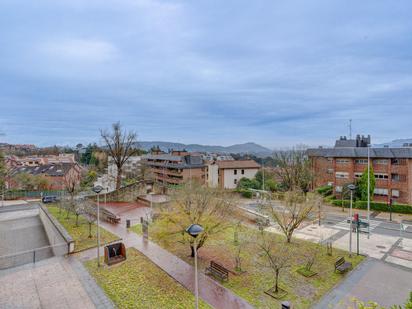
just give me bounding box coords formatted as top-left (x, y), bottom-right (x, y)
top-left (63, 166), bottom-right (80, 218)
top-left (256, 231), bottom-right (292, 295)
top-left (273, 147), bottom-right (313, 193)
top-left (100, 122), bottom-right (138, 190)
top-left (232, 222), bottom-right (250, 272)
top-left (155, 181), bottom-right (236, 257)
top-left (264, 191), bottom-right (319, 243)
top-left (82, 201), bottom-right (97, 237)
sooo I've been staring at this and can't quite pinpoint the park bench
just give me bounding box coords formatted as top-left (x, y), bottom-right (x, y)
top-left (101, 208), bottom-right (121, 224)
top-left (205, 261), bottom-right (229, 282)
top-left (334, 257), bottom-right (352, 273)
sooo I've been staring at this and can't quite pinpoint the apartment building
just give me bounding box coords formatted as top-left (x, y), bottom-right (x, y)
top-left (142, 151), bottom-right (206, 186)
top-left (8, 163), bottom-right (82, 191)
top-left (208, 160), bottom-right (260, 189)
top-left (7, 154), bottom-right (76, 167)
top-left (307, 135), bottom-right (412, 204)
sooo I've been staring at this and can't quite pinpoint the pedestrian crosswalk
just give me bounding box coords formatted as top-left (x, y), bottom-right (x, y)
top-left (332, 218), bottom-right (381, 232)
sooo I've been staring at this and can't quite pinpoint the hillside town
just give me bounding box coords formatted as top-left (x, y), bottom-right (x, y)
top-left (1, 124), bottom-right (412, 309)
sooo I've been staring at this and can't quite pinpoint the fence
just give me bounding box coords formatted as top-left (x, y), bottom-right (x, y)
top-left (3, 190), bottom-right (65, 200)
top-left (0, 243), bottom-right (68, 270)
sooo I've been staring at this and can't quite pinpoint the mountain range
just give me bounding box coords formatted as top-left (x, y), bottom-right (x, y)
top-left (136, 141), bottom-right (272, 156)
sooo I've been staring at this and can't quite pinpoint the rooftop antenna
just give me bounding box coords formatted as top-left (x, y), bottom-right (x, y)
top-left (349, 119), bottom-right (352, 139)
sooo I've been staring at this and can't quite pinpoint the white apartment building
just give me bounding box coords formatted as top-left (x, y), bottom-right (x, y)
top-left (207, 160), bottom-right (260, 189)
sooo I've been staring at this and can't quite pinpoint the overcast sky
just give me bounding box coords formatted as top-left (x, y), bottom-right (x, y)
top-left (1, 0), bottom-right (412, 149)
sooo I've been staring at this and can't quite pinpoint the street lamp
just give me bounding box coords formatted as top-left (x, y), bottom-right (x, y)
top-left (186, 224), bottom-right (204, 309)
top-left (92, 185), bottom-right (103, 267)
top-left (347, 184), bottom-right (356, 257)
top-left (367, 144), bottom-right (371, 239)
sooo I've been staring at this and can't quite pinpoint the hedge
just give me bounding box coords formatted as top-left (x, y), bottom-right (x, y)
top-left (237, 189), bottom-right (253, 198)
top-left (330, 199), bottom-right (412, 214)
top-left (316, 185), bottom-right (333, 196)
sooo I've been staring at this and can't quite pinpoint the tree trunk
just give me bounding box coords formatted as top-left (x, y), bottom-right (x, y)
top-left (286, 231), bottom-right (292, 243)
top-left (190, 245), bottom-right (195, 258)
top-left (88, 223), bottom-right (92, 238)
top-left (76, 214), bottom-right (79, 227)
top-left (275, 269), bottom-right (279, 293)
top-left (116, 167), bottom-right (122, 190)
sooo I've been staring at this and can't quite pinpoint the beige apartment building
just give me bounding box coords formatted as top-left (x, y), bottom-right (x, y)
top-left (208, 160), bottom-right (260, 189)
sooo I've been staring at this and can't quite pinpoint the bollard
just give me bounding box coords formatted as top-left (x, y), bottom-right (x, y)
top-left (126, 219), bottom-right (131, 229)
top-left (281, 301), bottom-right (291, 309)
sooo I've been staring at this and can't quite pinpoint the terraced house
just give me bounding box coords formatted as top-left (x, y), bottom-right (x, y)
top-left (142, 151), bottom-right (207, 186)
top-left (307, 135), bottom-right (412, 205)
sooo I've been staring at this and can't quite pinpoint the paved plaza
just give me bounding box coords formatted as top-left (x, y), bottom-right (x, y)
top-left (0, 256), bottom-right (113, 309)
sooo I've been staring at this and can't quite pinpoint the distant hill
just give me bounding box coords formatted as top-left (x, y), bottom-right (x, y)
top-left (136, 141), bottom-right (272, 156)
top-left (374, 138), bottom-right (412, 148)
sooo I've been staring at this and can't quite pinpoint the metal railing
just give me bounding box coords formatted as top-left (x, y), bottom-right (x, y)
top-left (0, 243), bottom-right (68, 270)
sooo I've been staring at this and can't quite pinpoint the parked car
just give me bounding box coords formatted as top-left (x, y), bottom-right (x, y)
top-left (42, 196), bottom-right (59, 204)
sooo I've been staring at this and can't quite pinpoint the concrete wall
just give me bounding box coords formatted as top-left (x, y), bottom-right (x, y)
top-left (207, 164), bottom-right (219, 188)
top-left (39, 205), bottom-right (74, 255)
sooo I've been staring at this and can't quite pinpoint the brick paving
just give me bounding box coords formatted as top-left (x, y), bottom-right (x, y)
top-left (80, 220), bottom-right (254, 309)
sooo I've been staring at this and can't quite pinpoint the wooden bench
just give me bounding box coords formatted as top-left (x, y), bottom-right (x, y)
top-left (205, 261), bottom-right (229, 281)
top-left (334, 257), bottom-right (352, 273)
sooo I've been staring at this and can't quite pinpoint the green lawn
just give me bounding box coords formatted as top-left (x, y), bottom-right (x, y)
top-left (130, 222), bottom-right (364, 308)
top-left (47, 205), bottom-right (120, 252)
top-left (84, 248), bottom-right (211, 309)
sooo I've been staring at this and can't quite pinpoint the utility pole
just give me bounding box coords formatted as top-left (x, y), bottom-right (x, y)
top-left (261, 158), bottom-right (265, 191)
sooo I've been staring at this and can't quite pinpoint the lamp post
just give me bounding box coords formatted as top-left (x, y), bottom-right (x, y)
top-left (348, 184), bottom-right (356, 257)
top-left (92, 185), bottom-right (103, 267)
top-left (186, 224), bottom-right (204, 309)
top-left (367, 144), bottom-right (371, 239)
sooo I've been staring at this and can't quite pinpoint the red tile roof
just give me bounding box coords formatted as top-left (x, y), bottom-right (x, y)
top-left (216, 160), bottom-right (260, 169)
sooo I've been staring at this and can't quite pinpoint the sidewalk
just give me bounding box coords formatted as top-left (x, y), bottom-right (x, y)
top-left (79, 221), bottom-right (253, 309)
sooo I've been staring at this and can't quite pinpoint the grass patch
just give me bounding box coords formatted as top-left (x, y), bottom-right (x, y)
top-left (296, 266), bottom-right (318, 278)
top-left (47, 205), bottom-right (120, 252)
top-left (84, 248), bottom-right (211, 309)
top-left (130, 222), bottom-right (364, 308)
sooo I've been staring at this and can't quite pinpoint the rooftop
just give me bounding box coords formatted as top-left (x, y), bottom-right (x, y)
top-left (216, 160), bottom-right (261, 169)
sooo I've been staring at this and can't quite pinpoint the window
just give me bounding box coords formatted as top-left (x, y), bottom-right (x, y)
top-left (373, 159), bottom-right (388, 165)
top-left (234, 170), bottom-right (237, 175)
top-left (327, 158), bottom-right (333, 162)
top-left (392, 158), bottom-right (406, 165)
top-left (374, 188), bottom-right (388, 196)
top-left (335, 172), bottom-right (349, 179)
top-left (335, 186), bottom-right (343, 193)
top-left (241, 169), bottom-right (245, 175)
top-left (336, 159), bottom-right (350, 164)
top-left (354, 172), bottom-right (362, 178)
top-left (355, 159), bottom-right (368, 164)
top-left (374, 173), bottom-right (388, 180)
top-left (234, 179), bottom-right (237, 185)
top-left (327, 168), bottom-right (334, 174)
top-left (391, 174), bottom-right (406, 182)
top-left (392, 189), bottom-right (400, 198)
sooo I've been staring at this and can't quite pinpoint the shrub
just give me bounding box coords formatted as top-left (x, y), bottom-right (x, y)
top-left (241, 190), bottom-right (253, 198)
top-left (316, 185), bottom-right (333, 196)
top-left (330, 199), bottom-right (412, 214)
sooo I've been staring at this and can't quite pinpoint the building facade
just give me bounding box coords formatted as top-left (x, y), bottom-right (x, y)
top-left (308, 135), bottom-right (412, 204)
top-left (208, 160), bottom-right (260, 189)
top-left (8, 163), bottom-right (82, 191)
top-left (142, 151), bottom-right (207, 186)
